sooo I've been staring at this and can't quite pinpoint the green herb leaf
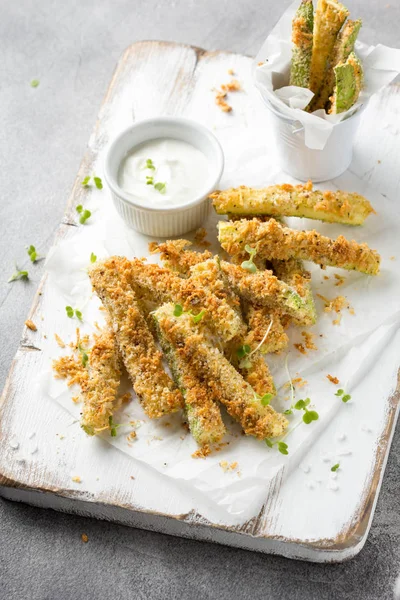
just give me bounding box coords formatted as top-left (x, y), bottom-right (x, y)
top-left (65, 306), bottom-right (74, 318)
top-left (294, 399), bottom-right (306, 410)
top-left (76, 205), bottom-right (83, 214)
top-left (173, 304), bottom-right (183, 317)
top-left (90, 252), bottom-right (97, 263)
top-left (284, 409), bottom-right (293, 415)
top-left (335, 389), bottom-right (344, 396)
top-left (236, 344), bottom-right (251, 359)
top-left (192, 309), bottom-right (205, 324)
top-left (146, 176), bottom-right (154, 185)
top-left (93, 176), bottom-right (103, 190)
top-left (30, 79), bottom-right (40, 88)
top-left (265, 439), bottom-right (274, 448)
top-left (260, 393), bottom-right (273, 406)
top-left (342, 394), bottom-right (351, 403)
top-left (303, 398), bottom-right (311, 407)
top-left (244, 245), bottom-right (256, 256)
top-left (75, 310), bottom-right (83, 321)
top-left (154, 182), bottom-right (167, 194)
top-left (82, 176), bottom-right (91, 186)
top-left (8, 268), bottom-right (29, 283)
top-left (27, 245), bottom-right (37, 263)
top-left (146, 159), bottom-right (155, 171)
top-left (277, 442), bottom-right (289, 455)
top-left (302, 410), bottom-right (319, 424)
top-left (331, 463), bottom-right (340, 472)
top-left (238, 356), bottom-right (252, 370)
top-left (241, 260), bottom-right (257, 273)
top-left (81, 352), bottom-right (89, 367)
top-left (79, 209), bottom-right (91, 224)
top-left (109, 416), bottom-right (117, 437)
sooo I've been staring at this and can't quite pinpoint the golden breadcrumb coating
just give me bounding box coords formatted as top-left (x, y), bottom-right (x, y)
top-left (130, 259), bottom-right (243, 343)
top-left (272, 258), bottom-right (317, 326)
top-left (218, 218), bottom-right (380, 276)
top-left (154, 306), bottom-right (226, 446)
top-left (211, 181), bottom-right (374, 225)
top-left (150, 239), bottom-right (212, 275)
top-left (244, 306), bottom-right (289, 354)
top-left (89, 257), bottom-right (183, 418)
top-left (156, 305), bottom-right (288, 439)
top-left (80, 330), bottom-right (122, 436)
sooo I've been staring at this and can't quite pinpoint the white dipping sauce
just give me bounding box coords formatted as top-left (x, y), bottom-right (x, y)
top-left (118, 138), bottom-right (210, 207)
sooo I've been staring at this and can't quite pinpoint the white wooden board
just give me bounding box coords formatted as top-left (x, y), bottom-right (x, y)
top-left (1, 42), bottom-right (399, 562)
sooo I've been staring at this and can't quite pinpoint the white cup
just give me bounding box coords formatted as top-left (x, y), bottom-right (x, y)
top-left (265, 100), bottom-right (363, 182)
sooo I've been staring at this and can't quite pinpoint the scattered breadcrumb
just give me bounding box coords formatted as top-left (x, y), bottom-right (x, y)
top-left (192, 445), bottom-right (211, 459)
top-left (148, 241), bottom-right (159, 254)
top-left (317, 294), bottom-right (354, 324)
top-left (301, 331), bottom-right (317, 351)
top-left (119, 393), bottom-right (131, 404)
top-left (72, 395), bottom-right (80, 404)
top-left (25, 319), bottom-right (37, 331)
top-left (130, 475), bottom-right (135, 480)
top-left (378, 160), bottom-right (382, 164)
top-left (334, 274), bottom-right (346, 287)
top-left (323, 275), bottom-right (330, 281)
top-left (227, 68), bottom-right (235, 75)
top-left (221, 79), bottom-right (241, 92)
top-left (215, 90), bottom-right (232, 112)
top-left (194, 227), bottom-right (211, 248)
top-left (390, 256), bottom-right (396, 261)
top-left (127, 431), bottom-right (137, 442)
top-left (72, 476), bottom-right (81, 483)
top-left (258, 61), bottom-right (264, 66)
top-left (54, 333), bottom-right (66, 348)
top-left (214, 77), bottom-right (241, 112)
top-left (81, 533), bottom-right (88, 543)
top-left (53, 355), bottom-right (88, 388)
top-left (294, 343), bottom-right (307, 355)
top-left (219, 460), bottom-right (239, 473)
top-left (327, 374), bottom-right (340, 385)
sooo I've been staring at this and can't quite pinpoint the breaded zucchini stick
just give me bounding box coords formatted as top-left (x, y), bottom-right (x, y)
top-left (153, 307), bottom-right (226, 446)
top-left (329, 52), bottom-right (363, 114)
top-left (313, 18), bottom-right (362, 110)
top-left (130, 259), bottom-right (243, 343)
top-left (272, 258), bottom-right (317, 326)
top-left (81, 330), bottom-right (121, 436)
top-left (308, 0), bottom-right (349, 98)
top-left (89, 258), bottom-right (183, 418)
top-left (220, 262), bottom-right (317, 325)
top-left (244, 306), bottom-right (289, 354)
top-left (150, 240), bottom-right (212, 276)
top-left (211, 181), bottom-right (374, 225)
top-left (218, 218), bottom-right (380, 276)
top-left (290, 0), bottom-right (314, 88)
top-left (156, 304), bottom-right (288, 439)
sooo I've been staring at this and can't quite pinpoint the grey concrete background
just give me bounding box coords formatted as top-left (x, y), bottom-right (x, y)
top-left (1, 1), bottom-right (399, 598)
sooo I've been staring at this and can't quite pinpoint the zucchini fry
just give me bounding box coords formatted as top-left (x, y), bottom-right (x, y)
top-left (313, 18), bottom-right (362, 110)
top-left (150, 240), bottom-right (212, 276)
top-left (218, 218), bottom-right (380, 276)
top-left (308, 0), bottom-right (349, 98)
top-left (130, 259), bottom-right (243, 343)
top-left (211, 181), bottom-right (374, 225)
top-left (89, 258), bottom-right (183, 418)
top-left (272, 258), bottom-right (317, 326)
top-left (244, 307), bottom-right (289, 354)
top-left (329, 52), bottom-right (363, 114)
top-left (290, 0), bottom-right (314, 88)
top-left (153, 307), bottom-right (226, 446)
top-left (155, 304), bottom-right (288, 439)
top-left (81, 330), bottom-right (121, 436)
top-left (220, 262), bottom-right (317, 325)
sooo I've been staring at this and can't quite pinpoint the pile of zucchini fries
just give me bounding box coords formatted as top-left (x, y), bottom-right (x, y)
top-left (290, 0), bottom-right (363, 114)
top-left (78, 180), bottom-right (379, 450)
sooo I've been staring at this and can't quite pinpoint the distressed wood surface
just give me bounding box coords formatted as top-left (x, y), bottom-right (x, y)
top-left (0, 42), bottom-right (399, 563)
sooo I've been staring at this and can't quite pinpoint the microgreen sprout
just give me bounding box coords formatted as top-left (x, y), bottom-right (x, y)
top-left (8, 266), bottom-right (29, 283)
top-left (146, 158), bottom-right (155, 171)
top-left (284, 354), bottom-right (295, 406)
top-left (284, 397), bottom-right (319, 424)
top-left (65, 306), bottom-right (82, 320)
top-left (236, 319), bottom-right (274, 369)
top-left (258, 392), bottom-right (274, 406)
top-left (30, 79), bottom-right (40, 87)
top-left (146, 176), bottom-right (154, 185)
top-left (266, 439), bottom-right (289, 455)
top-left (81, 175), bottom-right (103, 189)
top-left (109, 416), bottom-right (121, 437)
top-left (173, 304), bottom-right (183, 317)
top-left (335, 388), bottom-right (351, 403)
top-left (90, 252), bottom-right (97, 263)
top-left (331, 463), bottom-right (340, 472)
top-left (27, 245), bottom-right (38, 263)
top-left (241, 245), bottom-right (258, 273)
top-left (93, 176), bottom-right (103, 190)
top-left (192, 309), bottom-right (205, 324)
top-left (154, 182), bottom-right (166, 194)
top-left (78, 343), bottom-right (89, 367)
top-left (76, 205), bottom-right (91, 224)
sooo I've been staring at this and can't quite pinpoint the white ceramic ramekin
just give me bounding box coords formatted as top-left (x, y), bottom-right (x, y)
top-left (264, 100), bottom-right (364, 183)
top-left (104, 117), bottom-right (224, 237)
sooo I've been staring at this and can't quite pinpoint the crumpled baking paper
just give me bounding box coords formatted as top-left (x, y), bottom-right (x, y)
top-left (254, 0), bottom-right (400, 149)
